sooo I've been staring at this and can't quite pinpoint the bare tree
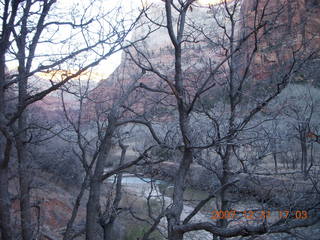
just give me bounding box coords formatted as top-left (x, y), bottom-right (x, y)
top-left (272, 84), bottom-right (320, 178)
top-left (1, 0), bottom-right (319, 240)
top-left (57, 61), bottom-right (158, 239)
top-left (0, 1), bottom-right (145, 239)
top-left (125, 0), bottom-right (320, 239)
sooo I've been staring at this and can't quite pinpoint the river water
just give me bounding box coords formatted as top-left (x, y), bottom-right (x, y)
top-left (107, 174), bottom-right (213, 239)
top-left (106, 174), bottom-right (297, 240)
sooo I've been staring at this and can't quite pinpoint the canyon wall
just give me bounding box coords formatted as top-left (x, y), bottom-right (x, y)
top-left (91, 0), bottom-right (320, 106)
top-left (239, 0), bottom-right (320, 82)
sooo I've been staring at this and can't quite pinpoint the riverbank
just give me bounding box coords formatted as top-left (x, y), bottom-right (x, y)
top-left (132, 161), bottom-right (317, 207)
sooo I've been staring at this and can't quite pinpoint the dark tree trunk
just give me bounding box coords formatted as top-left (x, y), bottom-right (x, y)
top-left (164, 2), bottom-right (195, 239)
top-left (273, 151), bottom-right (278, 174)
top-left (17, 42), bottom-right (33, 239)
top-left (0, 56), bottom-right (13, 240)
top-left (102, 143), bottom-right (127, 240)
top-left (0, 167), bottom-right (13, 240)
top-left (17, 137), bottom-right (33, 240)
top-left (63, 173), bottom-right (89, 240)
top-left (217, 146), bottom-right (232, 240)
top-left (299, 127), bottom-right (308, 176)
top-left (167, 149), bottom-right (193, 240)
top-left (86, 124), bottom-right (115, 240)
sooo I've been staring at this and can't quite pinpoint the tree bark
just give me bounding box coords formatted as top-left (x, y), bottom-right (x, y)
top-left (299, 125), bottom-right (308, 177)
top-left (164, 2), bottom-right (194, 239)
top-left (0, 59), bottom-right (13, 240)
top-left (0, 167), bottom-right (13, 240)
top-left (16, 76), bottom-right (33, 240)
top-left (63, 173), bottom-right (89, 240)
top-left (102, 143), bottom-right (127, 240)
top-left (0, 0), bottom-right (19, 236)
top-left (167, 148), bottom-right (193, 240)
top-left (16, 27), bottom-right (33, 238)
top-left (16, 138), bottom-right (33, 240)
top-left (272, 140), bottom-right (278, 174)
top-left (86, 123), bottom-right (115, 240)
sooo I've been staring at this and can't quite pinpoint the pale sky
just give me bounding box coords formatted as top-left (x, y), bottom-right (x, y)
top-left (96, 0), bottom-right (222, 78)
top-left (6, 0), bottom-right (221, 82)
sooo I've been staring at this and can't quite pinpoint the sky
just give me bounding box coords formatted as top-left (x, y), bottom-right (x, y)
top-left (95, 0), bottom-right (222, 78)
top-left (6, 0), bottom-right (221, 83)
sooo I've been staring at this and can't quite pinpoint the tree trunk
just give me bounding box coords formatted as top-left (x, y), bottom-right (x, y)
top-left (217, 146), bottom-right (232, 240)
top-left (0, 167), bottom-right (13, 240)
top-left (292, 152), bottom-right (297, 169)
top-left (0, 57), bottom-right (13, 240)
top-left (86, 124), bottom-right (114, 240)
top-left (164, 3), bottom-right (194, 239)
top-left (17, 146), bottom-right (33, 240)
top-left (273, 151), bottom-right (278, 174)
top-left (64, 173), bottom-right (89, 240)
top-left (167, 148), bottom-right (193, 240)
top-left (102, 143), bottom-right (127, 240)
top-left (16, 106), bottom-right (33, 240)
top-left (300, 128), bottom-right (308, 176)
top-left (17, 48), bottom-right (33, 239)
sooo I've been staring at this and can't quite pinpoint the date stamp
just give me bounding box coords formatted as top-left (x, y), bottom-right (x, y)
top-left (210, 210), bottom-right (309, 220)
top-left (278, 210), bottom-right (308, 219)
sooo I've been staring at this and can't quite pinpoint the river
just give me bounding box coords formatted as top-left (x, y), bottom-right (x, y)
top-left (106, 174), bottom-right (286, 240)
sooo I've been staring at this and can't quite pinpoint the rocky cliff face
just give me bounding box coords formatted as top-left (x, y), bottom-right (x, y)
top-left (239, 0), bottom-right (320, 82)
top-left (9, 172), bottom-right (87, 240)
top-left (89, 1), bottom-right (215, 111)
top-left (91, 0), bottom-right (320, 105)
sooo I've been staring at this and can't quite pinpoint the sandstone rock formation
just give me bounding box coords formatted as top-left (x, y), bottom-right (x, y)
top-left (239, 0), bottom-right (320, 82)
top-left (91, 0), bottom-right (320, 105)
top-left (9, 173), bottom-right (87, 240)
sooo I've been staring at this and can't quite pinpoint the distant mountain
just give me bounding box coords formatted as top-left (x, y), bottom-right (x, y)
top-left (89, 0), bottom-right (320, 114)
top-left (239, 0), bottom-right (320, 82)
